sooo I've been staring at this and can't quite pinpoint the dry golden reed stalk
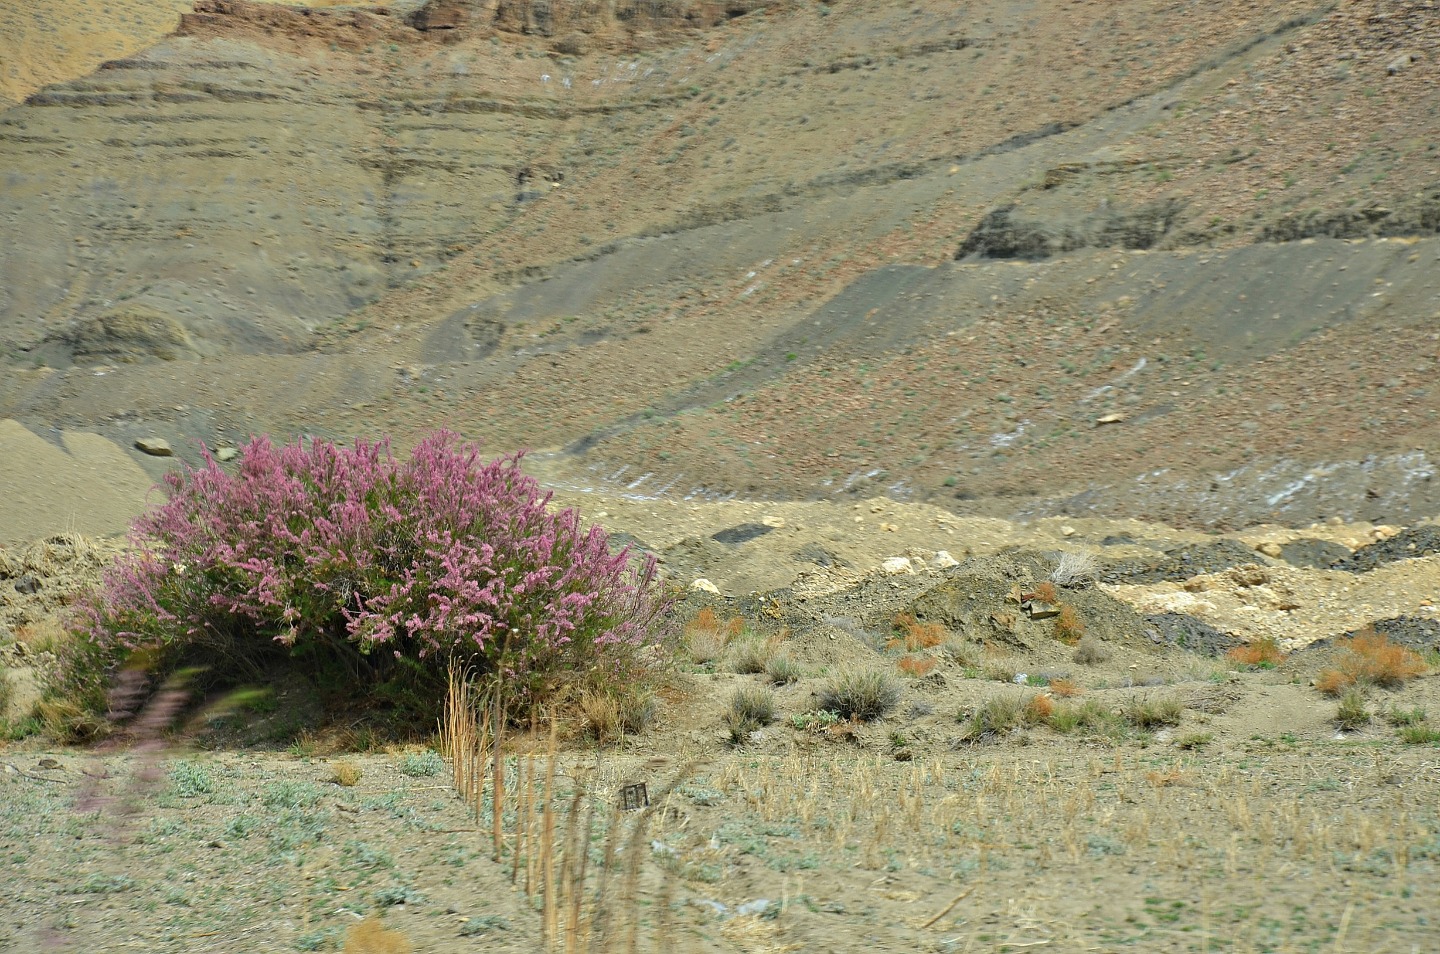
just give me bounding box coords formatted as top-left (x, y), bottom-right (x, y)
top-left (441, 664), bottom-right (693, 953)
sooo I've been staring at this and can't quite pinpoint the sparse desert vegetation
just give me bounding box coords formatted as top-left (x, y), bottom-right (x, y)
top-left (4, 0), bottom-right (1440, 951)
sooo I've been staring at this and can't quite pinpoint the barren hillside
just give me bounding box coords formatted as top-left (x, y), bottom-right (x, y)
top-left (2, 0), bottom-right (1439, 528)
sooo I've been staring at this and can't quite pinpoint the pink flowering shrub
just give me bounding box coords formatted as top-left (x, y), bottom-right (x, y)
top-left (55, 432), bottom-right (672, 728)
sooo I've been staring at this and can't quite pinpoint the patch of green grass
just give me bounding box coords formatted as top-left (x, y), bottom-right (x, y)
top-left (261, 780), bottom-right (323, 809)
top-left (1123, 695), bottom-right (1184, 729)
top-left (1399, 725), bottom-right (1440, 745)
top-left (1335, 688), bottom-right (1370, 731)
top-left (168, 761), bottom-right (215, 798)
top-left (398, 750), bottom-right (443, 778)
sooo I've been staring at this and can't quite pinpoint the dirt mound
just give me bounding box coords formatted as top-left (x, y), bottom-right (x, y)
top-left (1139, 613), bottom-right (1238, 658)
top-left (0, 533), bottom-right (117, 633)
top-left (1278, 537), bottom-right (1352, 570)
top-left (1333, 525), bottom-right (1440, 573)
top-left (1100, 539), bottom-right (1262, 585)
top-left (1303, 616), bottom-right (1440, 656)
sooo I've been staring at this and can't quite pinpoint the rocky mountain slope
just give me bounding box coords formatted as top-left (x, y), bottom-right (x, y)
top-left (2, 0), bottom-right (1439, 529)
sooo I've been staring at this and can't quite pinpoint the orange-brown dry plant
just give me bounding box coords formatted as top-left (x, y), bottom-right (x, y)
top-left (1048, 677), bottom-right (1082, 698)
top-left (1054, 604), bottom-right (1086, 645)
top-left (1026, 581), bottom-right (1060, 604)
top-left (889, 612), bottom-right (947, 651)
top-left (345, 917), bottom-right (412, 954)
top-left (897, 655), bottom-right (937, 677)
top-left (1023, 694), bottom-right (1055, 724)
top-left (1226, 636), bottom-right (1287, 668)
top-left (1315, 628), bottom-right (1427, 696)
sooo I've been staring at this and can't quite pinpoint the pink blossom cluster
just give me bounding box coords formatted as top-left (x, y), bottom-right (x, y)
top-left (73, 432), bottom-right (670, 705)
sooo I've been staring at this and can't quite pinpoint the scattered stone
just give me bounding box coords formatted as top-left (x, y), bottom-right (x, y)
top-left (711, 523), bottom-right (774, 545)
top-left (1060, 525), bottom-right (1077, 537)
top-left (1332, 525), bottom-right (1440, 573)
top-left (881, 557), bottom-right (914, 575)
top-left (13, 574), bottom-right (40, 595)
top-left (1024, 600), bottom-right (1060, 619)
top-left (1387, 52), bottom-right (1416, 75)
top-left (1142, 613), bottom-right (1238, 657)
top-left (1278, 538), bottom-right (1350, 570)
top-left (795, 543), bottom-right (846, 568)
top-left (214, 446), bottom-right (238, 462)
top-left (690, 578), bottom-right (721, 595)
top-left (931, 550), bottom-right (960, 569)
top-left (760, 515), bottom-right (785, 528)
top-left (134, 437), bottom-right (173, 457)
top-left (1094, 414), bottom-right (1125, 426)
top-left (1256, 542), bottom-right (1283, 558)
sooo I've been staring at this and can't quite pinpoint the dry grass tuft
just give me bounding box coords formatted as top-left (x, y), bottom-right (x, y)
top-left (1315, 628), bottom-right (1427, 696)
top-left (684, 607), bottom-right (744, 664)
top-left (1072, 636), bottom-right (1109, 665)
top-left (889, 613), bottom-right (947, 651)
top-left (344, 916), bottom-right (412, 954)
top-left (578, 690), bottom-right (622, 742)
top-left (1227, 636), bottom-right (1287, 668)
top-left (329, 761), bottom-right (362, 787)
top-left (1054, 604), bottom-right (1086, 645)
top-left (818, 669), bottom-right (901, 722)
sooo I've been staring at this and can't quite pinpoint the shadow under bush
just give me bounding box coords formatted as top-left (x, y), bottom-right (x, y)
top-left (52, 432), bottom-right (674, 735)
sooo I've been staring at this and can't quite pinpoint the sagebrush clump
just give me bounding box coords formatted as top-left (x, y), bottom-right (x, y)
top-left (818, 669), bottom-right (901, 722)
top-left (54, 432), bottom-right (672, 732)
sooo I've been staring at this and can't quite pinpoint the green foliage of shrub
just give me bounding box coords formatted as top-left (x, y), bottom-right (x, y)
top-left (398, 750), bottom-right (443, 778)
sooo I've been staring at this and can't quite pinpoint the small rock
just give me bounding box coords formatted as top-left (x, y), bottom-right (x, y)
top-left (1094, 413), bottom-right (1125, 426)
top-left (1024, 600), bottom-right (1060, 619)
top-left (135, 437), bottom-right (173, 457)
top-left (1387, 52), bottom-right (1416, 75)
top-left (1060, 525), bottom-right (1077, 537)
top-left (760, 515), bottom-right (785, 528)
top-left (14, 575), bottom-right (41, 595)
top-left (1256, 542), bottom-right (1283, 558)
top-left (690, 578), bottom-right (721, 595)
top-left (214, 446), bottom-right (238, 463)
top-left (735, 898), bottom-right (776, 918)
top-left (881, 557), bottom-right (914, 575)
top-left (931, 550), bottom-right (960, 569)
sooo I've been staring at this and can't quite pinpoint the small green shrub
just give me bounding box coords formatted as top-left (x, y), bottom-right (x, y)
top-left (1335, 689), bottom-right (1370, 730)
top-left (398, 750), bottom-right (443, 778)
top-left (765, 653), bottom-right (801, 684)
top-left (1123, 695), bottom-right (1184, 729)
top-left (817, 669), bottom-right (901, 722)
top-left (168, 761), bottom-right (215, 798)
top-left (725, 685), bottom-right (777, 742)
